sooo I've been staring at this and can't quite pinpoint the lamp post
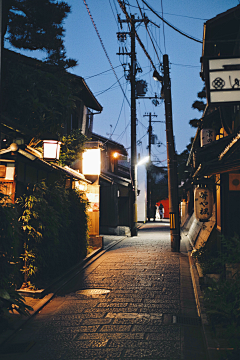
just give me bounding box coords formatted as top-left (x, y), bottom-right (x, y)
top-left (153, 55), bottom-right (180, 252)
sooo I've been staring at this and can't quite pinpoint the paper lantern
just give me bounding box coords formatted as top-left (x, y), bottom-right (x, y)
top-left (194, 187), bottom-right (213, 221)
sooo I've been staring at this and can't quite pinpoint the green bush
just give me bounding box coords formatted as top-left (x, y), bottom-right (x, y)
top-left (0, 193), bottom-right (32, 328)
top-left (0, 179), bottom-right (88, 329)
top-left (193, 234), bottom-right (240, 349)
top-left (192, 234), bottom-right (240, 276)
top-left (17, 180), bottom-right (89, 286)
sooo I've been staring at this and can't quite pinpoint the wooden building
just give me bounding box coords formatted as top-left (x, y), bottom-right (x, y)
top-left (182, 4), bottom-right (240, 248)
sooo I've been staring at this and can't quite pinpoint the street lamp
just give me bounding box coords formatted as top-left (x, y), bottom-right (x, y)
top-left (153, 70), bottom-right (163, 83)
top-left (137, 155), bottom-right (150, 167)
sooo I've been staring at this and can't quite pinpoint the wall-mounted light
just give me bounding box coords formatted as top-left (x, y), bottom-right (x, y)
top-left (43, 140), bottom-right (61, 161)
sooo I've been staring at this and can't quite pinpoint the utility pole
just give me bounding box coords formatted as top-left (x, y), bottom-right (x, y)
top-left (117, 14), bottom-right (146, 237)
top-left (130, 14), bottom-right (138, 236)
top-left (162, 54), bottom-right (180, 252)
top-left (144, 112), bottom-right (157, 221)
top-left (0, 0), bottom-right (2, 150)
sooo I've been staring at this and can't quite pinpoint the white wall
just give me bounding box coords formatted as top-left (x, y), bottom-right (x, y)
top-left (137, 165), bottom-right (147, 222)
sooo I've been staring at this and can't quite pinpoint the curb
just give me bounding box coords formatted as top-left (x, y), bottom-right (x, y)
top-left (188, 250), bottom-right (222, 360)
top-left (0, 236), bottom-right (126, 347)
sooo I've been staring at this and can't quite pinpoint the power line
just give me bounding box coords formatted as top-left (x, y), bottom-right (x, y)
top-left (82, 0), bottom-right (130, 107)
top-left (85, 65), bottom-right (122, 79)
top-left (111, 83), bottom-right (128, 137)
top-left (109, 0), bottom-right (119, 27)
top-left (117, 0), bottom-right (156, 69)
top-left (170, 62), bottom-right (200, 68)
top-left (95, 75), bottom-right (126, 96)
top-left (160, 0), bottom-right (166, 53)
top-left (148, 26), bottom-right (163, 56)
top-left (136, 0), bottom-right (162, 65)
top-left (116, 121), bottom-right (130, 142)
top-left (142, 0), bottom-right (203, 44)
top-left (128, 3), bottom-right (208, 21)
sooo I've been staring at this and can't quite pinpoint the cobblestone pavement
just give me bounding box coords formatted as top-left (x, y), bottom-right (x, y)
top-left (0, 221), bottom-right (207, 359)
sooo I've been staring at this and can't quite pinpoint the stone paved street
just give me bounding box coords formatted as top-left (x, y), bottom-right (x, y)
top-left (0, 221), bottom-right (207, 359)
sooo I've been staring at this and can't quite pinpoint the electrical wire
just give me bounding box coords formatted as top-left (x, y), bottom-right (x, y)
top-left (111, 83), bottom-right (128, 137)
top-left (95, 75), bottom-right (126, 96)
top-left (142, 0), bottom-right (203, 44)
top-left (85, 65), bottom-right (122, 79)
top-left (117, 0), bottom-right (157, 70)
top-left (135, 0), bottom-right (162, 65)
top-left (82, 0), bottom-right (130, 107)
top-left (128, 3), bottom-right (208, 21)
top-left (148, 27), bottom-right (163, 56)
top-left (109, 0), bottom-right (119, 28)
top-left (170, 62), bottom-right (200, 68)
top-left (116, 121), bottom-right (130, 142)
top-left (160, 0), bottom-right (166, 53)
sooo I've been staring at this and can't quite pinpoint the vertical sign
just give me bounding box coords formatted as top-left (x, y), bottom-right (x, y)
top-left (194, 187), bottom-right (213, 221)
top-left (200, 129), bottom-right (216, 147)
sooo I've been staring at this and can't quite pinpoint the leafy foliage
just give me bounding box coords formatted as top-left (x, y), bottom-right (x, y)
top-left (3, 0), bottom-right (76, 69)
top-left (0, 288), bottom-right (32, 316)
top-left (0, 193), bottom-right (20, 288)
top-left (193, 234), bottom-right (240, 276)
top-left (0, 179), bottom-right (89, 329)
top-left (193, 234), bottom-right (240, 349)
top-left (59, 129), bottom-right (88, 166)
top-left (0, 193), bottom-right (32, 327)
top-left (189, 86), bottom-right (206, 128)
top-left (204, 278), bottom-right (240, 328)
top-left (192, 100), bottom-right (206, 112)
top-left (17, 181), bottom-right (89, 285)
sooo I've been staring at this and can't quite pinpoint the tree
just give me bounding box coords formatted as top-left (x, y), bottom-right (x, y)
top-left (59, 129), bottom-right (88, 167)
top-left (189, 86), bottom-right (206, 128)
top-left (1, 1), bottom-right (79, 142)
top-left (2, 0), bottom-right (76, 69)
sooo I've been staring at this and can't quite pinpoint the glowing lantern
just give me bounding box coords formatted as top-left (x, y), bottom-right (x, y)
top-left (43, 140), bottom-right (61, 161)
top-left (82, 148), bottom-right (101, 175)
top-left (194, 186), bottom-right (213, 221)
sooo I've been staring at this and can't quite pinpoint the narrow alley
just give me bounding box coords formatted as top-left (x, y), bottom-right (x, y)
top-left (1, 222), bottom-right (207, 360)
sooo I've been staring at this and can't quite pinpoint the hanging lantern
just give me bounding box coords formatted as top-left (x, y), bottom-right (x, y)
top-left (43, 140), bottom-right (61, 161)
top-left (194, 186), bottom-right (213, 221)
top-left (200, 129), bottom-right (216, 147)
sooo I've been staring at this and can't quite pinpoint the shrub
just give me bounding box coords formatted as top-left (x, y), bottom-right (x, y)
top-left (0, 193), bottom-right (32, 328)
top-left (193, 234), bottom-right (240, 349)
top-left (16, 180), bottom-right (89, 286)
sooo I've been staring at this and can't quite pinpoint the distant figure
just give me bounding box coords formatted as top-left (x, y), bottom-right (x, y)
top-left (159, 203), bottom-right (164, 219)
top-left (153, 204), bottom-right (157, 221)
